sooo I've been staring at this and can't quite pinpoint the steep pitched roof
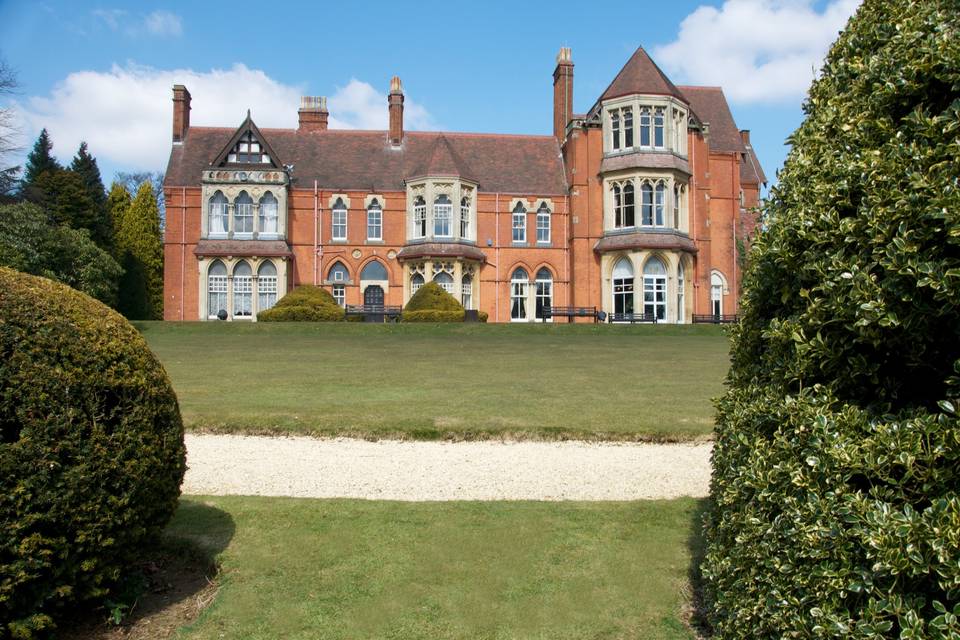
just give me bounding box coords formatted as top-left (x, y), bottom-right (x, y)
top-left (598, 47), bottom-right (688, 103)
top-left (165, 129), bottom-right (566, 194)
top-left (678, 86), bottom-right (746, 154)
top-left (410, 134), bottom-right (476, 181)
top-left (741, 145), bottom-right (768, 185)
top-left (210, 111), bottom-right (283, 168)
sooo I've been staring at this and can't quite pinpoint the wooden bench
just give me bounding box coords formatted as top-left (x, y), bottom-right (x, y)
top-left (692, 314), bottom-right (739, 324)
top-left (345, 304), bottom-right (402, 322)
top-left (542, 306), bottom-right (598, 323)
top-left (607, 312), bottom-right (658, 324)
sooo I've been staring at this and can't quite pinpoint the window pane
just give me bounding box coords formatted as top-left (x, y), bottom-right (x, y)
top-left (623, 109), bottom-right (633, 147)
top-left (623, 184), bottom-right (635, 227)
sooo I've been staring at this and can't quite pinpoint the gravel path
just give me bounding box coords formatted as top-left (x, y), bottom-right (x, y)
top-left (183, 434), bottom-right (712, 501)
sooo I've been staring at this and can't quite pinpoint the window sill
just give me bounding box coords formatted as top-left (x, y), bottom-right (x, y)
top-left (330, 239), bottom-right (349, 244)
top-left (365, 239), bottom-right (385, 245)
top-left (536, 241), bottom-right (552, 247)
top-left (512, 242), bottom-right (529, 247)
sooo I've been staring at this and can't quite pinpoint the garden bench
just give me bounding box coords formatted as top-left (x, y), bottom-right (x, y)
top-left (692, 314), bottom-right (739, 324)
top-left (345, 304), bottom-right (402, 323)
top-left (543, 306), bottom-right (598, 323)
top-left (607, 312), bottom-right (657, 324)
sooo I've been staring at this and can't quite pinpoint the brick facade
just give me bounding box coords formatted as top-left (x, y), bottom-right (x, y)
top-left (163, 47), bottom-right (765, 323)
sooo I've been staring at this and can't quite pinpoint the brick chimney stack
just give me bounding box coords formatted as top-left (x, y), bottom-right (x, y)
top-left (172, 84), bottom-right (191, 143)
top-left (388, 76), bottom-right (404, 147)
top-left (740, 129), bottom-right (751, 146)
top-left (553, 47), bottom-right (574, 143)
top-left (299, 96), bottom-right (329, 132)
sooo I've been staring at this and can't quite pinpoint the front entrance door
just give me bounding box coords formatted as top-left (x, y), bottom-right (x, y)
top-left (364, 285), bottom-right (384, 307)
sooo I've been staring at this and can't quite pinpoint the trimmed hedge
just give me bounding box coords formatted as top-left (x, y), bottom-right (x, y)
top-left (0, 268), bottom-right (186, 637)
top-left (401, 309), bottom-right (465, 323)
top-left (702, 2), bottom-right (960, 638)
top-left (257, 285), bottom-right (345, 322)
top-left (401, 282), bottom-right (465, 322)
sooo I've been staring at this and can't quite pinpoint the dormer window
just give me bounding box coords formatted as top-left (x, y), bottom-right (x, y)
top-left (227, 131), bottom-right (271, 164)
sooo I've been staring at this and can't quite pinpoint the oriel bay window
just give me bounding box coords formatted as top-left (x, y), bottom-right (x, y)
top-left (259, 192), bottom-right (278, 236)
top-left (208, 191), bottom-right (228, 237)
top-left (611, 111), bottom-right (621, 150)
top-left (434, 195), bottom-right (452, 237)
top-left (460, 197), bottom-right (470, 238)
top-left (413, 196), bottom-right (427, 238)
top-left (234, 192), bottom-right (253, 236)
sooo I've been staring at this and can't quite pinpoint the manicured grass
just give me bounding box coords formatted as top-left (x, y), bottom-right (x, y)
top-left (168, 496), bottom-right (703, 639)
top-left (137, 322), bottom-right (730, 440)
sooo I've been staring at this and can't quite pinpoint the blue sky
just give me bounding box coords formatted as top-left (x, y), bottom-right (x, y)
top-left (0, 0), bottom-right (861, 190)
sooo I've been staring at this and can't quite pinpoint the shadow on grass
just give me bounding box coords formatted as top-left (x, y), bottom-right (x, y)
top-left (686, 497), bottom-right (713, 638)
top-left (60, 500), bottom-right (236, 639)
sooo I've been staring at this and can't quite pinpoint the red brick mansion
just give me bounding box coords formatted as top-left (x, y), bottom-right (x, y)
top-left (162, 46), bottom-right (765, 322)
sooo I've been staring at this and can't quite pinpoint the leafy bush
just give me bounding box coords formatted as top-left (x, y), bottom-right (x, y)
top-left (401, 309), bottom-right (465, 323)
top-left (477, 311), bottom-right (489, 323)
top-left (403, 282), bottom-right (463, 312)
top-left (0, 268), bottom-right (186, 638)
top-left (402, 282), bottom-right (464, 322)
top-left (257, 285), bottom-right (345, 322)
top-left (702, 2), bottom-right (960, 638)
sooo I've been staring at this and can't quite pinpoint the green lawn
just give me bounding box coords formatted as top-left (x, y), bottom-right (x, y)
top-left (168, 496), bottom-right (703, 640)
top-left (137, 322), bottom-right (729, 441)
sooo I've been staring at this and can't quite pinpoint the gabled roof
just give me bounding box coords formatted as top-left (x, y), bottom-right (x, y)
top-left (210, 111), bottom-right (283, 168)
top-left (741, 145), bottom-right (768, 186)
top-left (598, 47), bottom-right (688, 103)
top-left (166, 129), bottom-right (566, 195)
top-left (410, 134), bottom-right (476, 182)
top-left (678, 86), bottom-right (746, 154)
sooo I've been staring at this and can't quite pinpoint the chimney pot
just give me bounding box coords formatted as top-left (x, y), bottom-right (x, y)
top-left (172, 84), bottom-right (191, 143)
top-left (740, 129), bottom-right (751, 146)
top-left (389, 76), bottom-right (404, 146)
top-left (553, 48), bottom-right (574, 143)
top-left (299, 96), bottom-right (329, 132)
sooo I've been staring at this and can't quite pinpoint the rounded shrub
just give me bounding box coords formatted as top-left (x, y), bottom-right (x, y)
top-left (257, 285), bottom-right (345, 322)
top-left (702, 2), bottom-right (960, 638)
top-left (401, 282), bottom-right (464, 322)
top-left (0, 268), bottom-right (186, 637)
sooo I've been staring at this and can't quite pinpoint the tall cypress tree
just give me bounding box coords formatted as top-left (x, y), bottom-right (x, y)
top-left (116, 182), bottom-right (163, 319)
top-left (106, 182), bottom-right (131, 259)
top-left (20, 129), bottom-right (61, 197)
top-left (69, 142), bottom-right (112, 251)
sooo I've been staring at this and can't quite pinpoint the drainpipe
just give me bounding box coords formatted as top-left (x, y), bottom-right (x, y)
top-left (180, 187), bottom-right (186, 321)
top-left (564, 192), bottom-right (570, 306)
top-left (313, 180), bottom-right (319, 286)
top-left (495, 192), bottom-right (500, 323)
top-left (731, 154), bottom-right (738, 312)
top-left (690, 132), bottom-right (699, 315)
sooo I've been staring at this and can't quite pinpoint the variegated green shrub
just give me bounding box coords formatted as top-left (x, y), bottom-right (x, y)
top-left (702, 0), bottom-right (960, 637)
top-left (0, 268), bottom-right (186, 638)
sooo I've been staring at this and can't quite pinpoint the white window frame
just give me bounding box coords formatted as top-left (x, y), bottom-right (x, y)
top-left (208, 192), bottom-right (228, 237)
top-left (460, 198), bottom-right (470, 238)
top-left (512, 205), bottom-right (526, 243)
top-left (536, 205), bottom-right (551, 243)
top-left (510, 269), bottom-right (529, 321)
top-left (332, 284), bottom-right (345, 307)
top-left (367, 202), bottom-right (383, 241)
top-left (611, 111), bottom-right (621, 150)
top-left (332, 204), bottom-right (347, 241)
top-left (643, 259), bottom-right (667, 321)
top-left (259, 193), bottom-right (279, 236)
top-left (434, 196), bottom-right (452, 238)
top-left (535, 269), bottom-right (553, 322)
top-left (654, 107), bottom-right (665, 149)
top-left (411, 273), bottom-right (424, 294)
top-left (257, 262), bottom-right (278, 312)
top-left (234, 193), bottom-right (254, 236)
top-left (461, 276), bottom-right (472, 310)
top-left (433, 272), bottom-right (454, 294)
top-left (233, 262), bottom-right (253, 319)
top-left (207, 262), bottom-right (228, 320)
top-left (413, 197), bottom-right (427, 239)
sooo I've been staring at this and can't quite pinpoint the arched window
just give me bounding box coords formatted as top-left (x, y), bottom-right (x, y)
top-left (233, 261), bottom-right (253, 318)
top-left (413, 196), bottom-right (427, 239)
top-left (536, 203), bottom-right (551, 243)
top-left (207, 260), bottom-right (227, 319)
top-left (332, 197), bottom-right (347, 241)
top-left (234, 191), bottom-right (253, 235)
top-left (411, 272), bottom-right (424, 294)
top-left (433, 271), bottom-right (454, 294)
top-left (623, 183), bottom-right (635, 227)
top-left (673, 185), bottom-right (681, 228)
top-left (643, 257), bottom-right (667, 321)
top-left (654, 182), bottom-right (666, 226)
top-left (611, 111), bottom-right (621, 150)
top-left (711, 272), bottom-right (725, 317)
top-left (360, 260), bottom-right (388, 281)
top-left (258, 261), bottom-right (278, 312)
top-left (208, 191), bottom-right (228, 236)
top-left (367, 198), bottom-right (382, 241)
top-left (654, 108), bottom-right (665, 148)
top-left (328, 261), bottom-right (349, 283)
top-left (612, 184), bottom-right (622, 227)
top-left (623, 108), bottom-right (634, 148)
top-left (259, 192), bottom-right (278, 235)
top-left (512, 203), bottom-right (527, 243)
top-left (612, 258), bottom-right (634, 315)
top-left (434, 194), bottom-right (452, 237)
top-left (639, 107), bottom-right (651, 147)
top-left (677, 262), bottom-right (686, 324)
top-left (461, 274), bottom-right (473, 309)
top-left (535, 267), bottom-right (553, 321)
top-left (510, 268), bottom-right (529, 321)
top-left (460, 197), bottom-right (470, 238)
top-left (641, 183), bottom-right (654, 225)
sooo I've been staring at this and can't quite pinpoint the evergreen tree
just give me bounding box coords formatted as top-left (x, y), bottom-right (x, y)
top-left (69, 142), bottom-right (112, 250)
top-left (116, 181), bottom-right (163, 319)
top-left (20, 129), bottom-right (61, 198)
top-left (33, 170), bottom-right (96, 230)
top-left (106, 182), bottom-right (131, 258)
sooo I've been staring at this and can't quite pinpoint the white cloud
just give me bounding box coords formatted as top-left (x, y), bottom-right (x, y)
top-left (654, 0), bottom-right (861, 104)
top-left (12, 64), bottom-right (437, 172)
top-left (144, 10), bottom-right (182, 37)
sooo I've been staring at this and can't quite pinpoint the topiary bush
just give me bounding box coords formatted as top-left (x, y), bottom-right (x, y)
top-left (0, 267), bottom-right (186, 638)
top-left (257, 285), bottom-right (345, 322)
top-left (701, 1), bottom-right (960, 638)
top-left (401, 282), bottom-right (464, 322)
